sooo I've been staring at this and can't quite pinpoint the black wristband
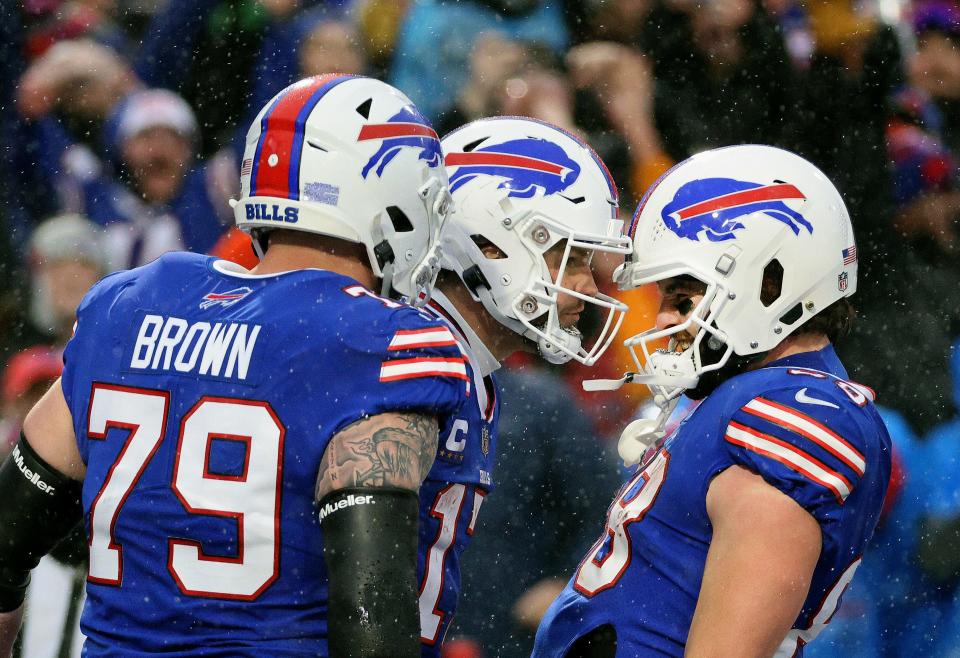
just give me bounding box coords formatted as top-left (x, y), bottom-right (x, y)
top-left (318, 487), bottom-right (421, 658)
top-left (0, 434), bottom-right (83, 612)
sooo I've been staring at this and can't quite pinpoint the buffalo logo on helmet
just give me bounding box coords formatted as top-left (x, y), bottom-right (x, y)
top-left (660, 178), bottom-right (813, 242)
top-left (445, 138), bottom-right (581, 199)
top-left (358, 107), bottom-right (442, 179)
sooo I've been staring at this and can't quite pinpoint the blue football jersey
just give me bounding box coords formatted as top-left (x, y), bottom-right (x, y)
top-left (414, 292), bottom-right (502, 654)
top-left (534, 346), bottom-right (892, 658)
top-left (60, 252), bottom-right (475, 657)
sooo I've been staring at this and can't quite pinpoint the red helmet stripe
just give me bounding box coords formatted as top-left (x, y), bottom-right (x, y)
top-left (444, 151), bottom-right (566, 175)
top-left (357, 122), bottom-right (439, 141)
top-left (675, 183), bottom-right (805, 223)
top-left (250, 74), bottom-right (351, 200)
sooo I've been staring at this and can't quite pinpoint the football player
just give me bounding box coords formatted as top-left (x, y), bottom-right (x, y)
top-left (412, 115), bottom-right (632, 651)
top-left (533, 145), bottom-right (893, 657)
top-left (0, 75), bottom-right (459, 657)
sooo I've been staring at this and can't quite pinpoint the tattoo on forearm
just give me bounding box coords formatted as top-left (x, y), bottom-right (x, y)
top-left (316, 413), bottom-right (438, 500)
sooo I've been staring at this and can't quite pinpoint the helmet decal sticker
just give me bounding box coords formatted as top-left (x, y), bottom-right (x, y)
top-left (445, 137), bottom-right (581, 199)
top-left (358, 107), bottom-right (442, 178)
top-left (661, 178), bottom-right (812, 242)
top-left (251, 74), bottom-right (355, 201)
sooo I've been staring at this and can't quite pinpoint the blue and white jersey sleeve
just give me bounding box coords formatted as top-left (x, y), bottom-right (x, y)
top-left (722, 387), bottom-right (868, 524)
top-left (326, 298), bottom-right (471, 436)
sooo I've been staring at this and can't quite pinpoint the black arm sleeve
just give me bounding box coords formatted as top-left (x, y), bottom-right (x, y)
top-left (318, 487), bottom-right (421, 658)
top-left (0, 434), bottom-right (83, 612)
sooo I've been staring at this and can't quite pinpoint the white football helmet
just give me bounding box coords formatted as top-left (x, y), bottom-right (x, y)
top-left (610, 143), bottom-right (857, 408)
top-left (440, 117), bottom-right (632, 365)
top-left (231, 74), bottom-right (451, 304)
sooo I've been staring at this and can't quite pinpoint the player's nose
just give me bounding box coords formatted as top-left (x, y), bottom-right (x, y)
top-left (655, 303), bottom-right (683, 331)
top-left (571, 268), bottom-right (599, 297)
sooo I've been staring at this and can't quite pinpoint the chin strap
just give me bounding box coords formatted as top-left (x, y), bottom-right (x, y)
top-left (536, 325), bottom-right (581, 365)
top-left (617, 396), bottom-right (682, 467)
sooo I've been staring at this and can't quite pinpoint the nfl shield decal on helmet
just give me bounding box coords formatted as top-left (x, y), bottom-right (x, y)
top-left (358, 107), bottom-right (442, 178)
top-left (662, 178), bottom-right (813, 242)
top-left (445, 137), bottom-right (581, 199)
top-left (838, 271), bottom-right (849, 291)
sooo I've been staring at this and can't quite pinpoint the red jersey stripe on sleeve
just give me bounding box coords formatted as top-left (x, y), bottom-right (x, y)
top-left (743, 397), bottom-right (866, 476)
top-left (379, 357), bottom-right (469, 382)
top-left (726, 421), bottom-right (853, 504)
top-left (388, 328), bottom-right (459, 351)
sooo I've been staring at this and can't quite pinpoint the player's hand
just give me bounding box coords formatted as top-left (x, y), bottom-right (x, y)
top-left (17, 39), bottom-right (138, 120)
top-left (511, 577), bottom-right (566, 631)
top-left (894, 191), bottom-right (960, 255)
top-left (566, 42), bottom-right (655, 126)
top-left (500, 69), bottom-right (579, 135)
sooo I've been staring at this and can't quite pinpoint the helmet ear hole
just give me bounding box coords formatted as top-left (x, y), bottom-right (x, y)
top-left (760, 259), bottom-right (784, 307)
top-left (386, 206), bottom-right (414, 232)
top-left (779, 303), bottom-right (804, 325)
top-left (470, 235), bottom-right (509, 260)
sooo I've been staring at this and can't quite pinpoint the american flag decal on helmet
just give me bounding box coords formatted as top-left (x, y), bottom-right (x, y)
top-left (842, 246), bottom-right (857, 265)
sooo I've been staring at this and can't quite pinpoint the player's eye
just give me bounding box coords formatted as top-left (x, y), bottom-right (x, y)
top-left (676, 297), bottom-right (694, 316)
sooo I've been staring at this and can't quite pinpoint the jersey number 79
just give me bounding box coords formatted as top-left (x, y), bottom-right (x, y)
top-left (86, 383), bottom-right (284, 600)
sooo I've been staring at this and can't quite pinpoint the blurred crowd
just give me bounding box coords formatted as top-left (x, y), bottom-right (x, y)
top-left (1, 0), bottom-right (960, 656)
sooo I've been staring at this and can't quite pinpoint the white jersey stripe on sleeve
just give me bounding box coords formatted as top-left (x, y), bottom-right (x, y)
top-left (726, 421), bottom-right (852, 503)
top-left (744, 397), bottom-right (865, 476)
top-left (388, 328), bottom-right (459, 351)
top-left (379, 357), bottom-right (469, 382)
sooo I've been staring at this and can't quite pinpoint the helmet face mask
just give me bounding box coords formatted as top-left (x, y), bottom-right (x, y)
top-left (232, 75), bottom-right (450, 305)
top-left (617, 144), bottom-right (858, 401)
top-left (440, 117), bottom-right (632, 365)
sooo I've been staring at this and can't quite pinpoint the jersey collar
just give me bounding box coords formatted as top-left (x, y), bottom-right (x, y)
top-left (766, 344), bottom-right (849, 379)
top-left (428, 289), bottom-right (501, 377)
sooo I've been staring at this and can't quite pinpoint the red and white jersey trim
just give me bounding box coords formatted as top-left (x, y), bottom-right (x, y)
top-left (743, 397), bottom-right (865, 476)
top-left (726, 421), bottom-right (853, 503)
top-left (379, 357), bottom-right (469, 382)
top-left (388, 327), bottom-right (459, 351)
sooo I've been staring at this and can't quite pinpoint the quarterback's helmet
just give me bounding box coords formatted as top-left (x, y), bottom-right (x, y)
top-left (232, 75), bottom-right (451, 305)
top-left (440, 117), bottom-right (631, 365)
top-left (613, 143), bottom-right (857, 403)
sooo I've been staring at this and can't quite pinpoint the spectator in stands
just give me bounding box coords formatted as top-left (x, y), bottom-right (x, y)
top-left (245, 10), bottom-right (365, 130)
top-left (65, 89), bottom-right (230, 270)
top-left (0, 346), bottom-right (63, 459)
top-left (910, 1), bottom-right (960, 155)
top-left (836, 2), bottom-right (960, 434)
top-left (26, 213), bottom-right (106, 346)
top-left (639, 0), bottom-right (794, 160)
top-left (14, 39), bottom-right (141, 233)
top-left (910, 340), bottom-right (960, 655)
top-left (20, 0), bottom-right (130, 62)
top-left (133, 0), bottom-right (335, 155)
top-left (390, 0), bottom-right (569, 121)
top-left (432, 31), bottom-right (530, 136)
